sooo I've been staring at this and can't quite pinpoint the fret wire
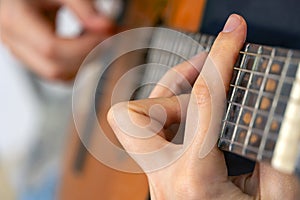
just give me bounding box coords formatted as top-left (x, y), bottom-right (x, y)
top-left (221, 62), bottom-right (244, 149)
top-left (222, 138), bottom-right (258, 152)
top-left (228, 44), bottom-right (251, 151)
top-left (227, 101), bottom-right (284, 120)
top-left (229, 84), bottom-right (290, 102)
top-left (258, 50), bottom-right (293, 160)
top-left (223, 119), bottom-right (279, 141)
top-left (239, 51), bottom-right (300, 63)
top-left (240, 46), bottom-right (263, 155)
top-left (221, 138), bottom-right (274, 158)
top-left (221, 66), bottom-right (243, 148)
top-left (243, 47), bottom-right (275, 157)
top-left (232, 67), bottom-right (295, 83)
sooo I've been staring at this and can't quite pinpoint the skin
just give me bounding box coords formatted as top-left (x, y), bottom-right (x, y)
top-left (108, 14), bottom-right (300, 199)
top-left (0, 0), bottom-right (114, 81)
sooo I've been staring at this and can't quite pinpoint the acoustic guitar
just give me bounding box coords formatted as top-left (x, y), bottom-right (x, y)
top-left (58, 0), bottom-right (206, 199)
top-left (145, 32), bottom-right (300, 178)
top-left (59, 0), bottom-right (300, 199)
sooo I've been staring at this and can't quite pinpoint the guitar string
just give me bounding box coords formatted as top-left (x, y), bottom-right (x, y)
top-left (141, 32), bottom-right (299, 162)
top-left (258, 50), bottom-right (293, 160)
top-left (229, 44), bottom-right (251, 152)
top-left (243, 46), bottom-right (273, 158)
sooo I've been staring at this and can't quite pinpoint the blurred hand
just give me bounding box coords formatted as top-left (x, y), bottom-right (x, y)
top-left (0, 0), bottom-right (113, 81)
top-left (108, 14), bottom-right (300, 199)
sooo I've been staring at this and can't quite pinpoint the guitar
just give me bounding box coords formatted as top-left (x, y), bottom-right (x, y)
top-left (58, 0), bottom-right (206, 199)
top-left (59, 0), bottom-right (300, 199)
top-left (145, 32), bottom-right (300, 178)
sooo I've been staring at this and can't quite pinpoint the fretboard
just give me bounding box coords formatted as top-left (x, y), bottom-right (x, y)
top-left (219, 43), bottom-right (300, 174)
top-left (142, 28), bottom-right (300, 177)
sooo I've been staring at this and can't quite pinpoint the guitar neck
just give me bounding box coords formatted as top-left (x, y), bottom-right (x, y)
top-left (143, 29), bottom-right (300, 177)
top-left (219, 43), bottom-right (300, 175)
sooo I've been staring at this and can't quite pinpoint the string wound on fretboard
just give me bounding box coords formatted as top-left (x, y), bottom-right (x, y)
top-left (219, 43), bottom-right (300, 177)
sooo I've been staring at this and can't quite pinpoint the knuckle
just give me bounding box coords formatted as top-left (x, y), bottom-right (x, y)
top-left (192, 78), bottom-right (211, 107)
top-left (107, 102), bottom-right (129, 129)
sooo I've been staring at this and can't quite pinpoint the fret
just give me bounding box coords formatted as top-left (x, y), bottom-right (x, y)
top-left (229, 85), bottom-right (290, 103)
top-left (239, 51), bottom-right (300, 63)
top-left (219, 44), bottom-right (295, 161)
top-left (220, 138), bottom-right (274, 160)
top-left (223, 120), bottom-right (279, 139)
top-left (225, 101), bottom-right (285, 123)
top-left (142, 30), bottom-right (300, 176)
top-left (258, 50), bottom-right (293, 160)
top-left (221, 44), bottom-right (250, 151)
top-left (231, 68), bottom-right (295, 84)
top-left (242, 47), bottom-right (272, 158)
top-left (237, 45), bottom-right (263, 155)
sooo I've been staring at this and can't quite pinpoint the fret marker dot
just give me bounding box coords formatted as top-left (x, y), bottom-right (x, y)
top-left (236, 130), bottom-right (247, 143)
top-left (256, 116), bottom-right (263, 125)
top-left (261, 59), bottom-right (268, 71)
top-left (256, 77), bottom-right (263, 87)
top-left (271, 63), bottom-right (281, 74)
top-left (243, 112), bottom-right (252, 125)
top-left (260, 97), bottom-right (271, 110)
top-left (271, 121), bottom-right (279, 131)
top-left (265, 79), bottom-right (277, 92)
top-left (250, 134), bottom-right (259, 145)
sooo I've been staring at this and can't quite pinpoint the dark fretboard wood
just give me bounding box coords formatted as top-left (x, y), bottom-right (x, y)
top-left (144, 29), bottom-right (300, 177)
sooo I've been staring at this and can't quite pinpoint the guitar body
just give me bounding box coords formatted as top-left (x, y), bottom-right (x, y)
top-left (59, 124), bottom-right (149, 200)
top-left (58, 1), bottom-right (206, 199)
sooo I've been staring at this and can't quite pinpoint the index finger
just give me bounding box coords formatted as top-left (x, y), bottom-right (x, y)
top-left (149, 52), bottom-right (208, 98)
top-left (185, 14), bottom-right (247, 160)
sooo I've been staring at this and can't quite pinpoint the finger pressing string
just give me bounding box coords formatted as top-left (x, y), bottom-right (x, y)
top-left (183, 14), bottom-right (247, 181)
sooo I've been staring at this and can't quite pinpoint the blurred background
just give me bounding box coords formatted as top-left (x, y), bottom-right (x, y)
top-left (0, 8), bottom-right (77, 199)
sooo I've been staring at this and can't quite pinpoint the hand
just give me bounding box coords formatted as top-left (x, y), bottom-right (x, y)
top-left (0, 0), bottom-right (113, 81)
top-left (108, 14), bottom-right (300, 199)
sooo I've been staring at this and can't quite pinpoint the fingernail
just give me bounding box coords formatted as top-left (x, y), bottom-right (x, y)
top-left (222, 14), bottom-right (242, 33)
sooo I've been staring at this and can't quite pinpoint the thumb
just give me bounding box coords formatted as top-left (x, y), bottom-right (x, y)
top-left (184, 14), bottom-right (247, 179)
top-left (62, 0), bottom-right (113, 32)
top-left (107, 95), bottom-right (190, 172)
